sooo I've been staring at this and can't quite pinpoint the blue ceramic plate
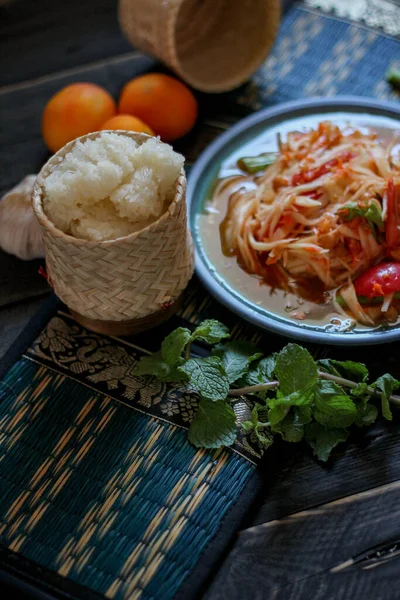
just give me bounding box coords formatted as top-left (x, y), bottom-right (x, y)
top-left (187, 97), bottom-right (400, 345)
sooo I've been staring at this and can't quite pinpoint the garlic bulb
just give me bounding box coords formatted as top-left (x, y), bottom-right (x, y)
top-left (0, 175), bottom-right (45, 260)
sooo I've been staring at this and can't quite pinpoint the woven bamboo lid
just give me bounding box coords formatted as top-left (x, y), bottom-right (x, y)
top-left (119, 0), bottom-right (280, 93)
top-left (32, 131), bottom-right (194, 335)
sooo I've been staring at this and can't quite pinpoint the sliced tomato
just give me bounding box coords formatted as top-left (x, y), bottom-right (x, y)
top-left (354, 262), bottom-right (400, 298)
top-left (385, 178), bottom-right (400, 251)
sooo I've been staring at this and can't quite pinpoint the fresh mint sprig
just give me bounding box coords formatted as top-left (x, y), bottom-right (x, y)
top-left (133, 321), bottom-right (400, 461)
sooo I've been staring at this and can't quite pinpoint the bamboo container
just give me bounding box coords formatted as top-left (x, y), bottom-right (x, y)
top-left (119, 0), bottom-right (281, 93)
top-left (32, 131), bottom-right (194, 335)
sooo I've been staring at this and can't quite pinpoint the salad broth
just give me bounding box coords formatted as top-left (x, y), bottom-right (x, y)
top-left (196, 113), bottom-right (400, 333)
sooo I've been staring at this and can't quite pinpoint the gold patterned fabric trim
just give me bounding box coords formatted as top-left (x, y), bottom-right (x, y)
top-left (304, 0), bottom-right (400, 37)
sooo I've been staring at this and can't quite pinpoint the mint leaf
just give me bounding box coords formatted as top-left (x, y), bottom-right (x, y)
top-left (191, 320), bottom-right (230, 345)
top-left (305, 423), bottom-right (349, 462)
top-left (355, 400), bottom-right (378, 427)
top-left (335, 360), bottom-right (369, 382)
top-left (371, 374), bottom-right (399, 421)
top-left (268, 387), bottom-right (315, 410)
top-left (318, 359), bottom-right (368, 383)
top-left (178, 356), bottom-right (229, 401)
top-left (159, 367), bottom-right (189, 383)
top-left (134, 352), bottom-right (170, 378)
top-left (313, 381), bottom-right (357, 428)
top-left (238, 356), bottom-right (276, 399)
top-left (188, 399), bottom-right (236, 448)
top-left (350, 382), bottom-right (377, 428)
top-left (241, 355), bottom-right (276, 386)
top-left (253, 427), bottom-right (274, 449)
top-left (268, 404), bottom-right (287, 426)
top-left (275, 344), bottom-right (318, 396)
top-left (272, 412), bottom-right (304, 442)
top-left (296, 405), bottom-right (313, 424)
top-left (133, 352), bottom-right (188, 383)
top-left (212, 341), bottom-right (262, 384)
top-left (338, 200), bottom-right (383, 229)
top-left (242, 403), bottom-right (269, 430)
top-left (351, 382), bottom-right (369, 397)
top-left (161, 327), bottom-right (191, 365)
top-left (242, 404), bottom-right (273, 449)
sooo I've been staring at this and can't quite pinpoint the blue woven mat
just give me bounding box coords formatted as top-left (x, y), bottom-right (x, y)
top-left (0, 319), bottom-right (253, 599)
top-left (0, 3), bottom-right (399, 600)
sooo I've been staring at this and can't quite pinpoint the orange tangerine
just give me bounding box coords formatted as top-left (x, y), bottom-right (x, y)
top-left (42, 82), bottom-right (116, 153)
top-left (100, 114), bottom-right (154, 135)
top-left (118, 73), bottom-right (198, 142)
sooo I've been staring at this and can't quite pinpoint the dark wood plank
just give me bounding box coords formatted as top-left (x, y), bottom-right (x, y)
top-left (0, 0), bottom-right (132, 87)
top-left (0, 0), bottom-right (295, 89)
top-left (205, 481), bottom-right (400, 600)
top-left (273, 560), bottom-right (400, 600)
top-left (219, 554), bottom-right (400, 600)
top-left (0, 254), bottom-right (49, 308)
top-left (0, 295), bottom-right (47, 359)
top-left (250, 416), bottom-right (400, 525)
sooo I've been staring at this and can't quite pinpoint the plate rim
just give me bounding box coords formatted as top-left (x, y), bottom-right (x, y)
top-left (187, 96), bottom-right (400, 346)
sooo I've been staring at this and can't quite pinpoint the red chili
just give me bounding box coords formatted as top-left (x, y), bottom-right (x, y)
top-left (385, 178), bottom-right (400, 251)
top-left (291, 151), bottom-right (353, 186)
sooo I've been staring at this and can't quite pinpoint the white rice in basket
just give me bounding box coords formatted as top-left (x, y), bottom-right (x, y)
top-left (43, 133), bottom-right (184, 241)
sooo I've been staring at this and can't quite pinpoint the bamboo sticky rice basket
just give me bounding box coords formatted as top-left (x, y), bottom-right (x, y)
top-left (32, 131), bottom-right (194, 335)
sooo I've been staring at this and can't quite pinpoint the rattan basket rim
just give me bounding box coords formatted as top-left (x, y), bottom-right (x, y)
top-left (32, 130), bottom-right (186, 248)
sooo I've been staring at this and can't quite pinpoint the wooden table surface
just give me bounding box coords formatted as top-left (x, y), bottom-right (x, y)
top-left (1, 1), bottom-right (400, 598)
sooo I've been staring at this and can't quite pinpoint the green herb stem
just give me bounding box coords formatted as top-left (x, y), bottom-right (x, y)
top-left (228, 381), bottom-right (279, 397)
top-left (388, 394), bottom-right (400, 406)
top-left (185, 342), bottom-right (192, 360)
top-left (318, 371), bottom-right (400, 406)
top-left (228, 371), bottom-right (400, 406)
top-left (318, 370), bottom-right (358, 389)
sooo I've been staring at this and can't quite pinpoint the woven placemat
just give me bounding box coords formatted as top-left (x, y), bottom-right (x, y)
top-left (0, 291), bottom-right (267, 600)
top-left (1, 2), bottom-right (399, 600)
